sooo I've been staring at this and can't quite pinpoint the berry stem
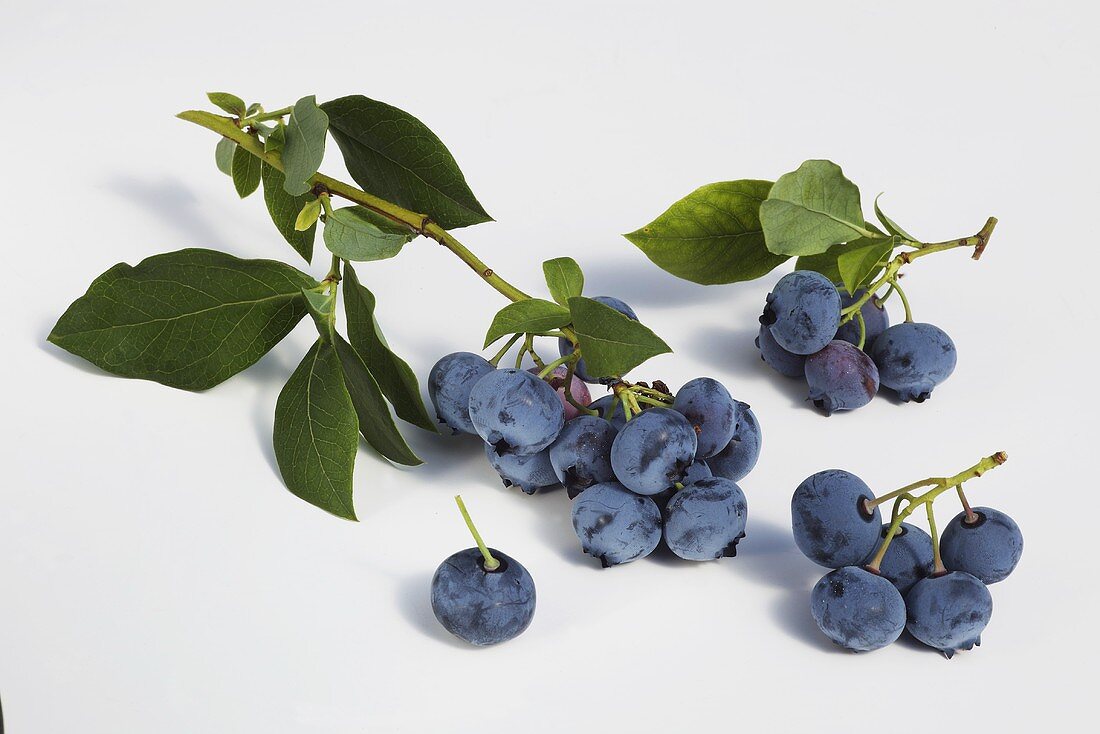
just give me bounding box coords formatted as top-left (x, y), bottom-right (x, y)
top-left (926, 501), bottom-right (945, 574)
top-left (454, 495), bottom-right (500, 572)
top-left (538, 352), bottom-right (576, 379)
top-left (956, 484), bottom-right (979, 523)
top-left (855, 311), bottom-right (867, 350)
top-left (489, 333), bottom-right (522, 367)
top-left (892, 278), bottom-right (913, 322)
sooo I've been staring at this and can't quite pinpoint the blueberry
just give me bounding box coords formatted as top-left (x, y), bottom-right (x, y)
top-left (559, 296), bottom-right (639, 383)
top-left (468, 368), bottom-right (565, 455)
top-left (811, 566), bottom-right (906, 652)
top-left (940, 507), bottom-right (1023, 584)
top-left (863, 523), bottom-right (935, 595)
top-left (905, 571), bottom-right (992, 658)
top-left (588, 394), bottom-right (628, 431)
top-left (835, 290), bottom-right (890, 348)
top-left (428, 352), bottom-right (495, 434)
top-left (672, 377), bottom-right (738, 459)
top-left (756, 324), bottom-right (806, 378)
top-left (705, 402), bottom-right (762, 483)
top-left (663, 477), bottom-right (748, 561)
top-left (527, 365), bottom-right (591, 421)
top-left (610, 407), bottom-right (697, 495)
top-left (804, 340), bottom-right (880, 414)
top-left (792, 469), bottom-right (882, 568)
top-left (571, 482), bottom-right (662, 567)
top-left (484, 444), bottom-right (559, 494)
top-left (760, 271), bottom-right (841, 355)
top-left (431, 547), bottom-right (536, 646)
top-left (548, 414), bottom-right (618, 498)
top-left (869, 322), bottom-right (956, 402)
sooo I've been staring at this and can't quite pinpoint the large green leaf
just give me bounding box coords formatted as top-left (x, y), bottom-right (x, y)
top-left (282, 95), bottom-right (328, 196)
top-left (323, 206), bottom-right (415, 262)
top-left (321, 95), bottom-right (491, 230)
top-left (568, 297), bottom-right (671, 379)
top-left (49, 248), bottom-right (316, 390)
top-left (232, 143), bottom-right (261, 198)
top-left (261, 162), bottom-right (316, 263)
top-left (795, 224), bottom-right (891, 289)
top-left (760, 160), bottom-right (870, 256)
top-left (483, 299), bottom-right (572, 348)
top-left (542, 257), bottom-right (584, 306)
top-left (624, 180), bottom-right (787, 285)
top-left (343, 264), bottom-right (437, 433)
top-left (837, 237), bottom-right (897, 296)
top-left (334, 336), bottom-right (422, 466)
top-left (273, 340), bottom-right (359, 520)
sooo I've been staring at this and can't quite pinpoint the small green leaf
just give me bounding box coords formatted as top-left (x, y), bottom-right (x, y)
top-left (282, 95), bottom-right (328, 196)
top-left (215, 138), bottom-right (236, 176)
top-left (542, 257), bottom-right (585, 305)
top-left (302, 288), bottom-right (336, 340)
top-left (874, 193), bottom-right (917, 241)
top-left (295, 198), bottom-right (322, 232)
top-left (568, 297), bottom-right (671, 379)
top-left (207, 91), bottom-right (246, 116)
top-left (321, 95), bottom-right (491, 230)
top-left (261, 162), bottom-right (315, 263)
top-left (264, 124), bottom-right (285, 154)
top-left (624, 180), bottom-right (786, 285)
top-left (323, 206), bottom-right (415, 262)
top-left (231, 144), bottom-right (261, 198)
top-left (837, 237), bottom-right (897, 296)
top-left (273, 340), bottom-right (359, 520)
top-left (48, 249), bottom-right (317, 391)
top-left (483, 299), bottom-right (571, 348)
top-left (245, 102), bottom-right (262, 116)
top-left (343, 264), bottom-right (437, 433)
top-left (334, 336), bottom-right (423, 466)
top-left (760, 160), bottom-right (870, 256)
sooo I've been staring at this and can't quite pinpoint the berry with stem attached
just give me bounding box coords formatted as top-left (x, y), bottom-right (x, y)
top-left (430, 496), bottom-right (536, 646)
top-left (548, 414), bottom-right (618, 498)
top-left (904, 571), bottom-right (992, 658)
top-left (811, 566), bottom-right (906, 652)
top-left (869, 322), bottom-right (957, 402)
top-left (571, 482), bottom-right (662, 567)
top-left (760, 271), bottom-right (841, 355)
top-left (672, 377), bottom-right (738, 459)
top-left (468, 368), bottom-right (565, 455)
top-left (610, 407), bottom-right (697, 495)
top-left (429, 352), bottom-right (495, 434)
top-left (663, 477), bottom-right (748, 561)
top-left (804, 340), bottom-right (880, 414)
top-left (861, 523), bottom-right (934, 595)
top-left (792, 470), bottom-right (882, 568)
top-left (940, 507), bottom-right (1023, 584)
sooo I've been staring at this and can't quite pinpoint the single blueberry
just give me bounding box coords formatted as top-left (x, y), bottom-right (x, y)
top-left (468, 368), bottom-right (565, 455)
top-left (792, 469), bottom-right (881, 568)
top-left (484, 444), bottom-right (559, 494)
top-left (811, 566), bottom-right (906, 652)
top-left (663, 477), bottom-right (748, 561)
top-left (672, 377), bottom-right (738, 459)
top-left (905, 571), bottom-right (992, 658)
top-left (428, 352), bottom-right (495, 434)
top-left (548, 414), bottom-right (618, 498)
top-left (869, 322), bottom-right (956, 402)
top-left (756, 324), bottom-right (806, 378)
top-left (761, 271), bottom-right (841, 355)
top-left (430, 547), bottom-right (536, 646)
top-left (940, 507), bottom-right (1023, 584)
top-left (804, 340), bottom-right (880, 414)
top-left (705, 402), bottom-right (762, 483)
top-left (610, 407), bottom-right (698, 495)
top-left (571, 482), bottom-right (661, 567)
top-left (862, 523), bottom-right (935, 595)
top-left (559, 296), bottom-right (639, 383)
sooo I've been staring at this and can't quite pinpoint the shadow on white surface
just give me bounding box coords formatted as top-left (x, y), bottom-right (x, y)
top-left (580, 259), bottom-right (731, 308)
top-left (396, 573), bottom-right (486, 650)
top-left (103, 175), bottom-right (232, 250)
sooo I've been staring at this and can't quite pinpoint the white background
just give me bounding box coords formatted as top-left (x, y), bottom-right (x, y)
top-left (1, 1), bottom-right (1095, 731)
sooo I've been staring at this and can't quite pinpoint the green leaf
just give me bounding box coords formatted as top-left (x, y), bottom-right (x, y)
top-left (282, 95), bottom-right (328, 196)
top-left (567, 296), bottom-right (671, 379)
top-left (273, 340), bottom-right (359, 520)
top-left (264, 124), bottom-right (285, 154)
top-left (321, 95), bottom-right (492, 230)
top-left (231, 143), bottom-right (261, 198)
top-left (795, 224), bottom-right (891, 288)
top-left (302, 288), bottom-right (336, 340)
top-left (245, 102), bottom-right (262, 116)
top-left (542, 257), bottom-right (584, 305)
top-left (48, 248), bottom-right (316, 391)
top-left (295, 198), bottom-right (322, 232)
top-left (343, 264), bottom-right (437, 433)
top-left (260, 162), bottom-right (315, 263)
top-left (323, 206), bottom-right (415, 262)
top-left (334, 336), bottom-right (423, 466)
top-left (837, 237), bottom-right (897, 296)
top-left (759, 160), bottom-right (870, 256)
top-left (874, 193), bottom-right (917, 241)
top-left (624, 180), bottom-right (786, 285)
top-left (215, 138), bottom-right (236, 176)
top-left (483, 299), bottom-right (571, 348)
top-left (207, 91), bottom-right (246, 117)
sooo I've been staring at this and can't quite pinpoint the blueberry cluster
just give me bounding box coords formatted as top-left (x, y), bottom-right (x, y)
top-left (792, 466), bottom-right (1022, 656)
top-left (757, 270), bottom-right (958, 412)
top-left (429, 304), bottom-right (761, 569)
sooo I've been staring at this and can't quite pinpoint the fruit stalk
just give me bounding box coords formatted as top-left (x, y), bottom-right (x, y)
top-left (454, 495), bottom-right (500, 571)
